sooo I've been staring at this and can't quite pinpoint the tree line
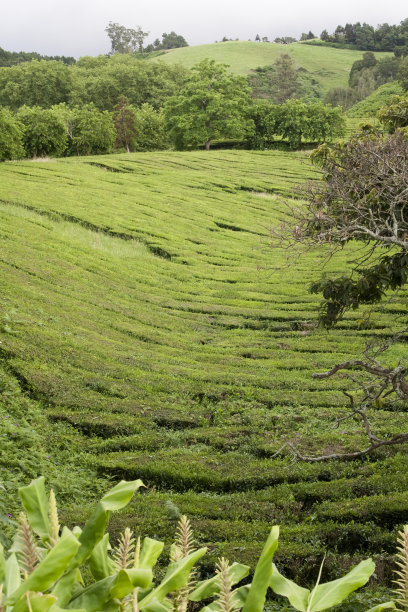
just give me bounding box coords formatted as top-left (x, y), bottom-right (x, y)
top-left (0, 57), bottom-right (347, 160)
top-left (317, 18), bottom-right (408, 53)
top-left (326, 50), bottom-right (408, 109)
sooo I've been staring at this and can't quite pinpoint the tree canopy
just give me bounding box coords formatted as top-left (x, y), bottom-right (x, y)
top-left (164, 59), bottom-right (253, 150)
top-left (105, 22), bottom-right (149, 55)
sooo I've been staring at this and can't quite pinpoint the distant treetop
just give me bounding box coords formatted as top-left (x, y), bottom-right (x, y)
top-left (0, 47), bottom-right (75, 67)
top-left (314, 17), bottom-right (408, 52)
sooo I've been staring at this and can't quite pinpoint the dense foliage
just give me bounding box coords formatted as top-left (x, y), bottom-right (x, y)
top-left (248, 99), bottom-right (345, 148)
top-left (0, 477), bottom-right (397, 611)
top-left (0, 46), bottom-right (75, 67)
top-left (316, 18), bottom-right (408, 52)
top-left (0, 108), bottom-right (24, 161)
top-left (164, 59), bottom-right (253, 150)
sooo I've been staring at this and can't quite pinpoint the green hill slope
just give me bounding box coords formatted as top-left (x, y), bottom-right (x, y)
top-left (346, 81), bottom-right (404, 117)
top-left (1, 151), bottom-right (407, 586)
top-left (150, 41), bottom-right (391, 94)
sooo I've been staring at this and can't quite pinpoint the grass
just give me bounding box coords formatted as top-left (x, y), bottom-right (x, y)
top-left (149, 41), bottom-right (392, 95)
top-left (0, 149), bottom-right (407, 592)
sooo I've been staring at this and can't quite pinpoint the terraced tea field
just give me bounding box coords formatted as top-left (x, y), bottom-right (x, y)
top-left (0, 150), bottom-right (407, 586)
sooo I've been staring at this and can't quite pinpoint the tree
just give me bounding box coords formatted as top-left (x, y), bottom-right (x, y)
top-left (0, 108), bottom-right (24, 160)
top-left (270, 54), bottom-right (299, 103)
top-left (270, 119), bottom-right (408, 460)
top-left (164, 59), bottom-right (253, 150)
top-left (0, 60), bottom-right (72, 109)
top-left (105, 22), bottom-right (149, 55)
top-left (70, 104), bottom-right (116, 155)
top-left (133, 104), bottom-right (168, 151)
top-left (161, 32), bottom-right (188, 49)
top-left (17, 106), bottom-right (67, 158)
top-left (377, 91), bottom-right (408, 130)
top-left (69, 54), bottom-right (187, 111)
top-left (398, 56), bottom-right (408, 90)
top-left (113, 96), bottom-right (138, 152)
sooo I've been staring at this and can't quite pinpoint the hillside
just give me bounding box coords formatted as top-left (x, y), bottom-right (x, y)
top-left (346, 81), bottom-right (404, 117)
top-left (1, 151), bottom-right (407, 590)
top-left (150, 41), bottom-right (392, 94)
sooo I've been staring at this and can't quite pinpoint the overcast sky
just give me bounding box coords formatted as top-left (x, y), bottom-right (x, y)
top-left (2, 1), bottom-right (408, 58)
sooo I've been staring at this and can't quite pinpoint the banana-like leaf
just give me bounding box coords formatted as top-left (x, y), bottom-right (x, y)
top-left (19, 477), bottom-right (51, 544)
top-left (89, 534), bottom-right (115, 581)
top-left (7, 528), bottom-right (80, 606)
top-left (12, 593), bottom-right (57, 612)
top-left (13, 594), bottom-right (57, 612)
top-left (50, 568), bottom-right (80, 608)
top-left (0, 542), bottom-right (5, 585)
top-left (50, 606), bottom-right (86, 612)
top-left (307, 558), bottom-right (375, 611)
top-left (199, 585), bottom-right (250, 612)
top-left (68, 480), bottom-right (144, 570)
top-left (269, 563), bottom-right (310, 611)
top-left (190, 562), bottom-right (250, 601)
top-left (140, 598), bottom-right (173, 612)
top-left (365, 604), bottom-right (396, 611)
top-left (5, 553), bottom-right (21, 601)
top-left (139, 547), bottom-right (207, 609)
top-left (67, 568), bottom-right (152, 611)
top-left (139, 538), bottom-right (164, 569)
top-left (242, 526), bottom-right (279, 612)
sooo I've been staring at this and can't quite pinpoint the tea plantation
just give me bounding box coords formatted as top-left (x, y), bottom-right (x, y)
top-left (0, 150), bottom-right (407, 586)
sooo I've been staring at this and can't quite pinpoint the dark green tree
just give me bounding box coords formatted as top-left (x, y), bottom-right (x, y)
top-left (0, 108), bottom-right (24, 160)
top-left (133, 104), bottom-right (168, 151)
top-left (113, 96), bottom-right (138, 152)
top-left (17, 106), bottom-right (67, 158)
top-left (270, 54), bottom-right (299, 103)
top-left (164, 59), bottom-right (253, 150)
top-left (398, 56), bottom-right (408, 90)
top-left (161, 32), bottom-right (188, 49)
top-left (0, 60), bottom-right (72, 109)
top-left (71, 104), bottom-right (116, 155)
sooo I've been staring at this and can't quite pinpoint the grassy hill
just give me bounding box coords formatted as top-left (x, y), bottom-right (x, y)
top-left (150, 41), bottom-right (392, 95)
top-left (1, 151), bottom-right (407, 593)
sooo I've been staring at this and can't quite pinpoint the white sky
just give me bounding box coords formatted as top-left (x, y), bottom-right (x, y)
top-left (1, 0), bottom-right (408, 58)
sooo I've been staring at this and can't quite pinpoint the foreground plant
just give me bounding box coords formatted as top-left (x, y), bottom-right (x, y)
top-left (0, 477), bottom-right (397, 611)
top-left (0, 477), bottom-right (206, 611)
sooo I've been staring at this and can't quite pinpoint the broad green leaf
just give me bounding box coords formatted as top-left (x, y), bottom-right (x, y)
top-left (89, 534), bottom-right (115, 580)
top-left (68, 480), bottom-right (144, 570)
top-left (139, 537), bottom-right (164, 569)
top-left (50, 568), bottom-right (80, 608)
top-left (190, 562), bottom-right (250, 601)
top-left (307, 559), bottom-right (375, 611)
top-left (139, 547), bottom-right (207, 609)
top-left (141, 598), bottom-right (173, 612)
top-left (365, 603), bottom-right (396, 611)
top-left (67, 568), bottom-right (152, 611)
top-left (0, 542), bottom-right (5, 585)
top-left (7, 528), bottom-right (80, 606)
top-left (12, 593), bottom-right (57, 612)
top-left (110, 569), bottom-right (152, 599)
top-left (5, 553), bottom-right (21, 611)
top-left (199, 586), bottom-right (250, 612)
top-left (269, 563), bottom-right (310, 611)
top-left (242, 525), bottom-right (279, 612)
top-left (18, 477), bottom-right (51, 543)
